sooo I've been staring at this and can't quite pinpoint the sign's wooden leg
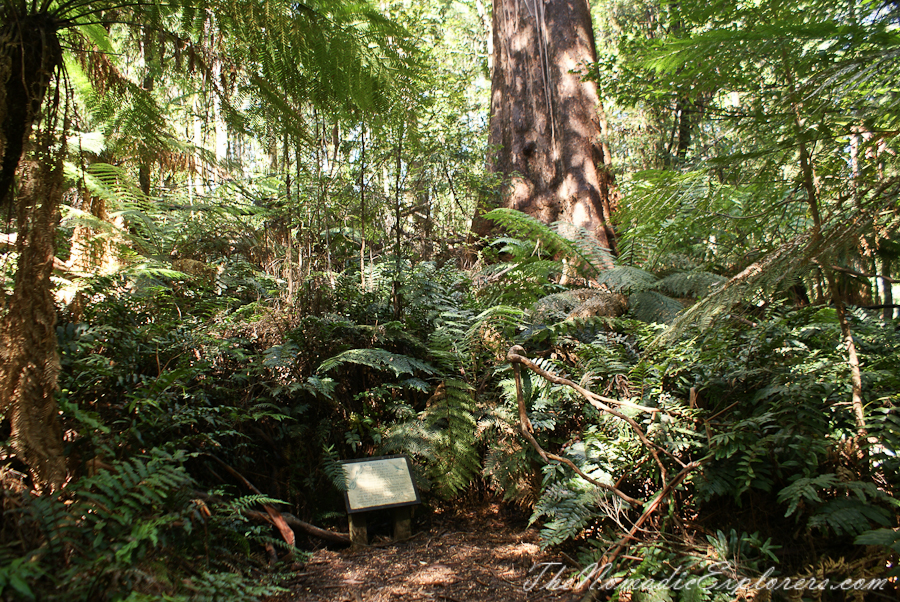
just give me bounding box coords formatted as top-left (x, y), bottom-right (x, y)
top-left (349, 513), bottom-right (367, 549)
top-left (393, 506), bottom-right (412, 541)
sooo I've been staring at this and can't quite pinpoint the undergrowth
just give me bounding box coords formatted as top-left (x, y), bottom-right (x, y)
top-left (1, 205), bottom-right (897, 602)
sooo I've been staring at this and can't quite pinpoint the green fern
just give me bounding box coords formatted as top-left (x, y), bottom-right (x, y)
top-left (321, 444), bottom-right (347, 492)
top-left (382, 379), bottom-right (478, 498)
top-left (808, 498), bottom-right (892, 537)
top-left (531, 479), bottom-right (602, 548)
top-left (597, 266), bottom-right (658, 293)
top-left (629, 291), bottom-right (684, 324)
top-left (778, 474), bottom-right (897, 537)
top-left (317, 347), bottom-right (436, 377)
top-left (482, 208), bottom-right (613, 277)
top-left (654, 270), bottom-right (727, 299)
top-left (225, 494), bottom-right (287, 517)
top-left (483, 209), bottom-right (597, 271)
top-left (855, 529), bottom-right (900, 576)
top-left (12, 449), bottom-right (195, 599)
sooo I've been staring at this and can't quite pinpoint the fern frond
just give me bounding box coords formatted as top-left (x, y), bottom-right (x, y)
top-left (531, 479), bottom-right (602, 548)
top-left (654, 270), bottom-right (727, 299)
top-left (597, 266), bottom-right (658, 293)
top-left (382, 379), bottom-right (478, 498)
top-left (482, 208), bottom-right (604, 276)
top-left (809, 498), bottom-right (891, 537)
top-left (321, 445), bottom-right (347, 492)
top-left (629, 291), bottom-right (684, 324)
top-left (316, 348), bottom-right (436, 377)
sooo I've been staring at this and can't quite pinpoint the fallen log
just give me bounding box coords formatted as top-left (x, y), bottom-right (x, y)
top-left (243, 509), bottom-right (351, 545)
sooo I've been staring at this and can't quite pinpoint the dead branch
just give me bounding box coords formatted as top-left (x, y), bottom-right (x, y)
top-left (507, 346), bottom-right (679, 481)
top-left (206, 454), bottom-right (296, 546)
top-left (510, 356), bottom-right (642, 508)
top-left (244, 509), bottom-right (351, 545)
top-left (506, 344), bottom-right (708, 580)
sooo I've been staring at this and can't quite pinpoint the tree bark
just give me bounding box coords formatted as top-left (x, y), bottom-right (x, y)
top-left (474, 0), bottom-right (616, 253)
top-left (0, 14), bottom-right (62, 210)
top-left (1, 156), bottom-right (67, 490)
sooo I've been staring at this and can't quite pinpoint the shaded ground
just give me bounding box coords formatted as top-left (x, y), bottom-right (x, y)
top-left (269, 504), bottom-right (581, 602)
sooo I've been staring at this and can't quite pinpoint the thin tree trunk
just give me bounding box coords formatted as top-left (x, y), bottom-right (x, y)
top-left (782, 48), bottom-right (865, 436)
top-left (474, 0), bottom-right (616, 253)
top-left (359, 122), bottom-right (366, 289)
top-left (882, 253), bottom-right (894, 321)
top-left (392, 124), bottom-right (404, 321)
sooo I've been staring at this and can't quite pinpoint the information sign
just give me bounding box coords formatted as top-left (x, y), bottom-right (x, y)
top-left (341, 455), bottom-right (420, 514)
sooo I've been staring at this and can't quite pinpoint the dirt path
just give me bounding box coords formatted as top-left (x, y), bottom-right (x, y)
top-left (269, 505), bottom-right (581, 602)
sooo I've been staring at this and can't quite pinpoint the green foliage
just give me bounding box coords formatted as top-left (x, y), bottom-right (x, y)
top-left (629, 291), bottom-right (684, 324)
top-left (0, 449), bottom-right (283, 601)
top-left (4, 0), bottom-right (899, 597)
top-left (855, 529), bottom-right (900, 577)
top-left (532, 477), bottom-right (602, 548)
top-left (482, 208), bottom-right (609, 276)
top-left (383, 379), bottom-right (479, 498)
top-left (317, 348), bottom-right (436, 378)
top-left (597, 266), bottom-right (658, 294)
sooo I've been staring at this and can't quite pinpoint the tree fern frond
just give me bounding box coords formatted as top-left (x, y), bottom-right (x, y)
top-left (597, 266), bottom-right (658, 293)
top-left (629, 291), bottom-right (684, 324)
top-left (654, 270), bottom-right (727, 299)
top-left (381, 379), bottom-right (479, 498)
top-left (421, 379), bottom-right (479, 497)
top-left (316, 348), bottom-right (436, 377)
top-left (483, 208), bottom-right (602, 276)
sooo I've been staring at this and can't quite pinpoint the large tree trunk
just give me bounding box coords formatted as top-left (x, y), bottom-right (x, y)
top-left (1, 155), bottom-right (67, 490)
top-left (474, 0), bottom-right (617, 253)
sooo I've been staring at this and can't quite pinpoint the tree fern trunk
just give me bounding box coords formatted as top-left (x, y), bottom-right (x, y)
top-left (475, 0), bottom-right (616, 253)
top-left (1, 156), bottom-right (66, 490)
top-left (0, 14), bottom-right (62, 209)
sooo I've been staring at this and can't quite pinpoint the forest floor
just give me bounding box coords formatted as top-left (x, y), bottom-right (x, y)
top-left (267, 501), bottom-right (583, 602)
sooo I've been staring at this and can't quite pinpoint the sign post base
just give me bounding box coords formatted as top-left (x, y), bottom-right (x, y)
top-left (349, 512), bottom-right (367, 549)
top-left (393, 506), bottom-right (413, 540)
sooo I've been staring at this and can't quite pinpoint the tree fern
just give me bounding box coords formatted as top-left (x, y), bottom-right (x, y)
top-left (596, 266), bottom-right (658, 294)
top-left (422, 379), bottom-right (480, 497)
top-left (482, 208), bottom-right (607, 276)
top-left (654, 270), bottom-right (726, 299)
top-left (629, 291), bottom-right (684, 324)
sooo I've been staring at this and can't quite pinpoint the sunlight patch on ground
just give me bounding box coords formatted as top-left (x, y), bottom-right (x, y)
top-left (408, 563), bottom-right (457, 585)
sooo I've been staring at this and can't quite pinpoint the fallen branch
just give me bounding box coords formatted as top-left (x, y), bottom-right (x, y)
top-left (507, 346), bottom-right (679, 482)
top-left (509, 352), bottom-right (642, 509)
top-left (206, 454), bottom-right (296, 547)
top-left (194, 486), bottom-right (352, 545)
top-left (507, 344), bottom-right (708, 581)
top-left (244, 509), bottom-right (351, 545)
top-left (601, 461), bottom-right (702, 568)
